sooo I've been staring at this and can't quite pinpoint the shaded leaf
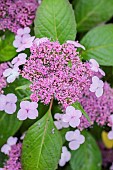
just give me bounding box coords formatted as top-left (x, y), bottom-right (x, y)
top-left (0, 31), bottom-right (16, 62)
top-left (74, 0), bottom-right (113, 32)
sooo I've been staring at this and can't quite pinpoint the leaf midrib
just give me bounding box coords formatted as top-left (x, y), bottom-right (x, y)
top-left (36, 110), bottom-right (51, 169)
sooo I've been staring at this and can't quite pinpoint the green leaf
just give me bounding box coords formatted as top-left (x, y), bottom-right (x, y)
top-left (22, 109), bottom-right (62, 170)
top-left (74, 0), bottom-right (113, 32)
top-left (0, 31), bottom-right (16, 62)
top-left (0, 152), bottom-right (7, 167)
top-left (70, 131), bottom-right (102, 170)
top-left (80, 24), bottom-right (113, 66)
top-left (72, 102), bottom-right (91, 124)
top-left (34, 0), bottom-right (76, 44)
top-left (0, 77), bottom-right (30, 147)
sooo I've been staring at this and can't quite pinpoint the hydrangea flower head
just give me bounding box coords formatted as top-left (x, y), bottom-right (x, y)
top-left (22, 39), bottom-right (95, 108)
top-left (54, 113), bottom-right (69, 130)
top-left (79, 82), bottom-right (113, 129)
top-left (89, 76), bottom-right (104, 97)
top-left (65, 129), bottom-right (85, 150)
top-left (0, 93), bottom-right (17, 114)
top-left (13, 27), bottom-right (35, 52)
top-left (11, 53), bottom-right (27, 67)
top-left (62, 106), bottom-right (82, 128)
top-left (0, 0), bottom-right (38, 33)
top-left (17, 101), bottom-right (38, 120)
top-left (3, 67), bottom-right (19, 83)
top-left (3, 143), bottom-right (22, 170)
top-left (59, 146), bottom-right (71, 167)
top-left (89, 59), bottom-right (105, 76)
top-left (1, 136), bottom-right (17, 155)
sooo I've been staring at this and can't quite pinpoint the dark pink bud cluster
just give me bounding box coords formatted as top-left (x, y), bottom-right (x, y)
top-left (0, 0), bottom-right (39, 33)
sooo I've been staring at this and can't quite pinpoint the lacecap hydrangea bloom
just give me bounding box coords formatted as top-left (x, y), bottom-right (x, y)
top-left (0, 63), bottom-right (9, 94)
top-left (0, 0), bottom-right (39, 33)
top-left (22, 38), bottom-right (100, 108)
top-left (79, 82), bottom-right (113, 130)
top-left (3, 143), bottom-right (22, 170)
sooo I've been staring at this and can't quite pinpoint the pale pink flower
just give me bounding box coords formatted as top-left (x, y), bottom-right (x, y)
top-left (17, 101), bottom-right (38, 120)
top-left (34, 37), bottom-right (49, 46)
top-left (65, 129), bottom-right (85, 150)
top-left (3, 67), bottom-right (19, 83)
top-left (59, 146), bottom-right (71, 167)
top-left (89, 76), bottom-right (104, 97)
top-left (89, 59), bottom-right (105, 76)
top-left (13, 27), bottom-right (35, 52)
top-left (12, 53), bottom-right (27, 67)
top-left (62, 106), bottom-right (82, 128)
top-left (17, 27), bottom-right (30, 35)
top-left (66, 40), bottom-right (85, 50)
top-left (1, 136), bottom-right (17, 155)
top-left (0, 93), bottom-right (17, 114)
top-left (108, 115), bottom-right (113, 140)
top-left (54, 113), bottom-right (69, 130)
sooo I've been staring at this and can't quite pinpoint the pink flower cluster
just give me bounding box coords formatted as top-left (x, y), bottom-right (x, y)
top-left (0, 63), bottom-right (9, 94)
top-left (0, 0), bottom-right (38, 33)
top-left (22, 39), bottom-right (94, 108)
top-left (79, 82), bottom-right (113, 130)
top-left (3, 143), bottom-right (22, 170)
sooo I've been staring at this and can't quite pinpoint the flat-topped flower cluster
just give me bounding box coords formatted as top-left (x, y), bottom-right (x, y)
top-left (22, 39), bottom-right (96, 108)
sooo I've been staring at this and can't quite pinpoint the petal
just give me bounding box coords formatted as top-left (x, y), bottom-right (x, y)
top-left (16, 45), bottom-right (25, 52)
top-left (7, 136), bottom-right (17, 146)
top-left (69, 118), bottom-right (80, 128)
top-left (59, 158), bottom-right (66, 167)
top-left (69, 141), bottom-right (80, 150)
top-left (108, 130), bottom-right (113, 140)
top-left (5, 103), bottom-right (16, 114)
top-left (95, 88), bottom-right (103, 97)
top-left (17, 28), bottom-right (24, 35)
top-left (13, 39), bottom-right (21, 48)
top-left (0, 95), bottom-right (6, 111)
top-left (99, 68), bottom-right (105, 76)
top-left (66, 106), bottom-right (75, 115)
top-left (23, 27), bottom-right (30, 34)
top-left (62, 114), bottom-right (70, 123)
top-left (1, 144), bottom-right (11, 155)
top-left (11, 57), bottom-right (18, 65)
top-left (74, 129), bottom-right (81, 138)
top-left (65, 131), bottom-right (75, 141)
top-left (90, 59), bottom-right (99, 66)
top-left (7, 75), bottom-right (16, 83)
top-left (92, 76), bottom-right (99, 84)
top-left (67, 40), bottom-right (85, 50)
top-left (30, 102), bottom-right (38, 109)
top-left (62, 122), bottom-right (69, 128)
top-left (17, 109), bottom-right (28, 120)
top-left (54, 113), bottom-right (62, 120)
top-left (77, 134), bottom-right (85, 144)
top-left (27, 109), bottom-right (38, 119)
top-left (6, 93), bottom-right (17, 103)
top-left (75, 110), bottom-right (82, 118)
top-left (3, 68), bottom-right (12, 77)
top-left (54, 121), bottom-right (63, 130)
top-left (20, 101), bottom-right (30, 109)
top-left (89, 84), bottom-right (97, 92)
